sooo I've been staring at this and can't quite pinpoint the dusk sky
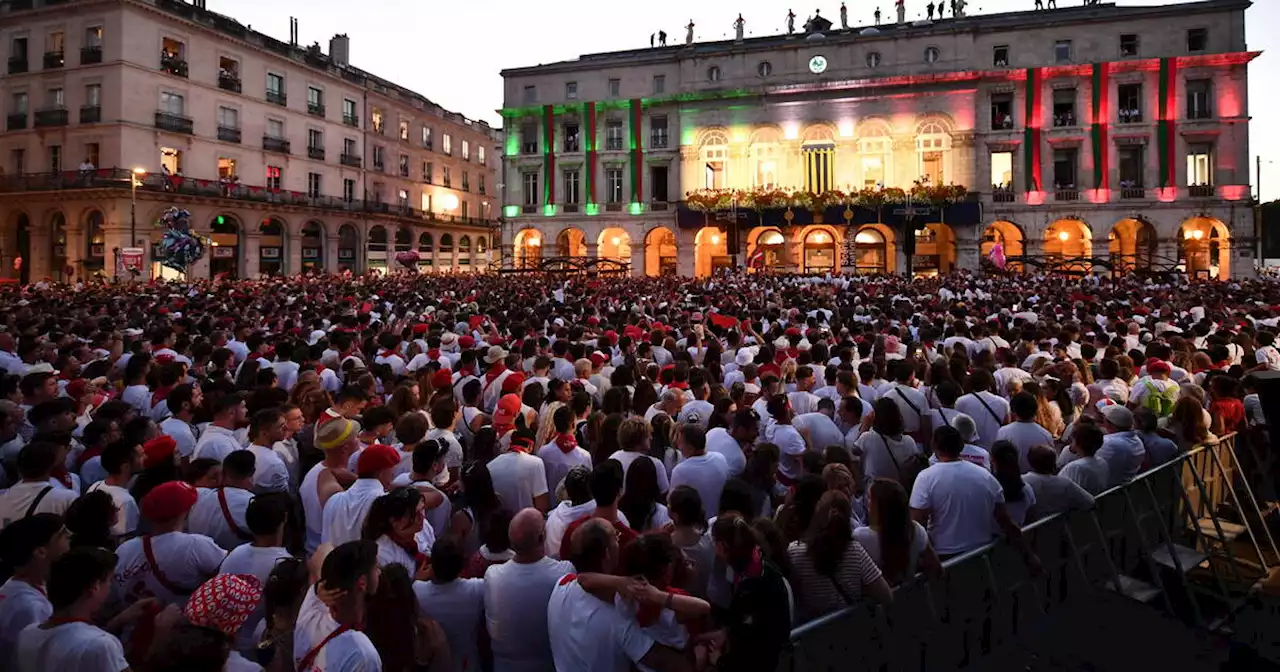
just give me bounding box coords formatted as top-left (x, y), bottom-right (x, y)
top-left (209, 0), bottom-right (1276, 198)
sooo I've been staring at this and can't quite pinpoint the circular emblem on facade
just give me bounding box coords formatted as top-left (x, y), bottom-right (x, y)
top-left (808, 55), bottom-right (828, 74)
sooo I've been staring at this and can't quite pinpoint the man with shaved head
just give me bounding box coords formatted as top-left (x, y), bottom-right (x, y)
top-left (483, 507), bottom-right (574, 672)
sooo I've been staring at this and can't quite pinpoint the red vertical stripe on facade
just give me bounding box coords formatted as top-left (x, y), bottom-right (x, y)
top-left (1165, 60), bottom-right (1178, 188)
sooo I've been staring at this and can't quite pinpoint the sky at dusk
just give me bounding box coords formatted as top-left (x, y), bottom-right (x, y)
top-left (208, 0), bottom-right (1277, 199)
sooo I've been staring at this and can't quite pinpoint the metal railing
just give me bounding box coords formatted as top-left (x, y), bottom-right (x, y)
top-left (779, 435), bottom-right (1277, 671)
top-left (80, 46), bottom-right (102, 65)
top-left (80, 105), bottom-right (100, 124)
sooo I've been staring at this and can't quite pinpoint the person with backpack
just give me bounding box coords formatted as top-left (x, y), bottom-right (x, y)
top-left (1127, 360), bottom-right (1178, 418)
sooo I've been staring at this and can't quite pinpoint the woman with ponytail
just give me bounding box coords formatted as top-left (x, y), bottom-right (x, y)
top-left (786, 490), bottom-right (893, 622)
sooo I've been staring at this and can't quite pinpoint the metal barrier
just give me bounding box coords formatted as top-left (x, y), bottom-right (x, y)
top-left (778, 435), bottom-right (1278, 671)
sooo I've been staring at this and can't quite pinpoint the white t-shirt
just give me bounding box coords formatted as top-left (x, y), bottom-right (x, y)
top-left (995, 422), bottom-right (1056, 473)
top-left (414, 578), bottom-right (486, 672)
top-left (954, 392), bottom-right (1010, 448)
top-left (705, 428), bottom-right (746, 476)
top-left (113, 531), bottom-right (228, 608)
top-left (0, 579), bottom-right (51, 670)
top-left (855, 431), bottom-right (922, 483)
top-left (1256, 345), bottom-right (1280, 371)
top-left (852, 521), bottom-right (930, 579)
top-left (0, 481), bottom-right (79, 528)
top-left (220, 544), bottom-right (293, 654)
top-left (16, 621), bottom-right (128, 672)
top-left (883, 383), bottom-right (930, 433)
top-left (536, 442), bottom-right (593, 507)
top-left (246, 444), bottom-right (291, 494)
top-left (908, 460), bottom-right (1005, 556)
top-left (927, 443), bottom-right (991, 470)
top-left (483, 556), bottom-right (575, 672)
top-left (425, 429), bottom-right (464, 487)
top-left (86, 481), bottom-right (139, 537)
top-left (669, 452), bottom-right (730, 519)
top-left (544, 500), bottom-right (597, 559)
top-left (765, 423), bottom-right (807, 482)
top-left (192, 425), bottom-right (245, 463)
top-left (320, 479), bottom-right (385, 548)
top-left (188, 486), bottom-right (254, 551)
top-left (547, 575), bottom-right (655, 672)
top-left (791, 412), bottom-right (846, 453)
top-left (607, 451), bottom-right (670, 494)
top-left (292, 586), bottom-right (381, 672)
top-left (486, 451), bottom-right (549, 513)
top-left (1058, 454), bottom-right (1111, 495)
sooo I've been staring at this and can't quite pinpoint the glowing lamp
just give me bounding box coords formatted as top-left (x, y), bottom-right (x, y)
top-left (1058, 231), bottom-right (1070, 242)
top-left (132, 167), bottom-right (146, 175)
top-left (1192, 229), bottom-right (1204, 240)
top-left (528, 236), bottom-right (541, 247)
top-left (611, 237), bottom-right (621, 246)
top-left (441, 194), bottom-right (460, 211)
top-left (711, 234), bottom-right (721, 245)
top-left (211, 241), bottom-right (219, 247)
top-left (814, 232), bottom-right (828, 243)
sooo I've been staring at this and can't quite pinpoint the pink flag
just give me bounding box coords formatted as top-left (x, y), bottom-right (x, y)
top-left (989, 241), bottom-right (1006, 270)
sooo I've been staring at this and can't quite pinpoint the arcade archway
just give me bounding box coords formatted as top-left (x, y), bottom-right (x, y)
top-left (84, 210), bottom-right (106, 273)
top-left (597, 228), bottom-right (632, 263)
top-left (1179, 216), bottom-right (1230, 280)
top-left (1043, 219), bottom-right (1093, 272)
top-left (338, 224), bottom-right (360, 272)
top-left (514, 228), bottom-right (543, 269)
top-left (210, 215), bottom-right (240, 278)
top-left (694, 226), bottom-right (729, 277)
top-left (1109, 218), bottom-right (1157, 272)
top-left (800, 226), bottom-right (839, 274)
top-left (418, 232), bottom-right (435, 271)
top-left (747, 228), bottom-right (785, 272)
top-left (301, 220), bottom-right (325, 273)
top-left (982, 220), bottom-right (1025, 273)
top-left (644, 227), bottom-right (678, 277)
top-left (367, 225), bottom-right (389, 273)
top-left (50, 212), bottom-right (67, 280)
top-left (556, 228), bottom-right (587, 258)
top-left (913, 223), bottom-right (956, 276)
top-left (259, 217), bottom-right (286, 276)
top-left (852, 224), bottom-right (896, 274)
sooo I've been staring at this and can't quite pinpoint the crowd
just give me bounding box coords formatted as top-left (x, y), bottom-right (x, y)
top-left (0, 267), bottom-right (1275, 672)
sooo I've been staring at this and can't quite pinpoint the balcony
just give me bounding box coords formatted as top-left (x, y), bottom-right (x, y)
top-left (217, 126), bottom-right (241, 143)
top-left (79, 105), bottom-right (100, 124)
top-left (372, 161), bottom-right (385, 173)
top-left (563, 204), bottom-right (580, 213)
top-left (6, 113), bottom-right (26, 130)
top-left (1189, 184), bottom-right (1215, 198)
top-left (1052, 112), bottom-right (1077, 128)
top-left (399, 166), bottom-right (409, 177)
top-left (1118, 109), bottom-right (1143, 124)
top-left (159, 53), bottom-right (188, 77)
top-left (307, 103), bottom-right (325, 117)
top-left (7, 56), bottom-right (27, 74)
top-left (650, 202), bottom-right (669, 211)
top-left (343, 114), bottom-right (359, 127)
top-left (991, 113), bottom-right (1015, 130)
top-left (262, 136), bottom-right (291, 154)
top-left (992, 186), bottom-right (1016, 203)
top-left (266, 90), bottom-right (287, 106)
top-left (606, 137), bottom-right (624, 150)
top-left (651, 132), bottom-right (669, 149)
top-left (521, 142), bottom-right (538, 155)
top-left (564, 140), bottom-right (580, 153)
top-left (154, 110), bottom-right (193, 134)
top-left (1054, 188), bottom-right (1080, 202)
top-left (80, 46), bottom-right (102, 65)
top-left (521, 205), bottom-right (537, 214)
top-left (33, 107), bottom-right (68, 127)
top-left (606, 202), bottom-right (623, 211)
top-left (1121, 187), bottom-right (1146, 199)
top-left (308, 146), bottom-right (325, 160)
top-left (218, 73), bottom-right (242, 93)
top-left (42, 51), bottom-right (63, 69)
top-left (340, 153), bottom-right (362, 168)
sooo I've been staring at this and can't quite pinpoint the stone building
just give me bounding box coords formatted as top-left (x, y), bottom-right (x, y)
top-left (0, 0), bottom-right (501, 282)
top-left (499, 0), bottom-right (1257, 278)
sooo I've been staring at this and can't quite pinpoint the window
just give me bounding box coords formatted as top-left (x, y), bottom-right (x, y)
top-left (159, 147), bottom-right (182, 175)
top-left (1119, 146), bottom-right (1144, 188)
top-left (993, 45), bottom-right (1009, 67)
top-left (462, 171), bottom-right (471, 191)
top-left (606, 120), bottom-right (624, 150)
top-left (49, 144), bottom-right (61, 172)
top-left (866, 51), bottom-right (882, 68)
top-left (651, 165), bottom-right (669, 201)
top-left (10, 148), bottom-right (22, 174)
top-left (399, 119), bottom-right (409, 141)
top-left (653, 75), bottom-right (665, 94)
top-left (1052, 88), bottom-right (1076, 127)
top-left (267, 118), bottom-right (284, 138)
top-left (371, 107), bottom-right (384, 134)
top-left (424, 161), bottom-right (433, 183)
top-left (1053, 148), bottom-right (1078, 189)
top-left (991, 93), bottom-right (1013, 129)
top-left (1187, 80), bottom-right (1212, 119)
top-left (1187, 143), bottom-right (1213, 185)
top-left (921, 150), bottom-right (943, 186)
top-left (924, 46), bottom-right (940, 63)
top-left (609, 78), bottom-right (621, 97)
top-left (11, 92), bottom-right (26, 114)
top-left (343, 98), bottom-right (357, 125)
top-left (990, 151), bottom-right (1013, 189)
top-left (308, 128), bottom-right (322, 149)
top-left (399, 154), bottom-right (409, 177)
top-left (46, 87), bottom-right (63, 108)
top-left (479, 174), bottom-right (486, 194)
top-left (307, 172), bottom-right (322, 197)
top-left (522, 171), bottom-right (539, 205)
top-left (159, 91), bottom-right (184, 115)
top-left (398, 189), bottom-right (408, 205)
top-left (422, 193), bottom-right (432, 212)
top-left (521, 122), bottom-right (538, 154)
top-left (343, 138), bottom-right (357, 155)
top-left (308, 86), bottom-right (323, 113)
top-left (566, 81), bottom-right (578, 99)
top-left (442, 166), bottom-right (451, 187)
top-left (442, 133), bottom-right (452, 155)
top-left (85, 83), bottom-right (101, 107)
top-left (266, 165), bottom-right (282, 190)
top-left (805, 144), bottom-right (836, 192)
top-left (607, 168), bottom-right (624, 203)
top-left (1187, 28), bottom-right (1208, 53)
top-left (564, 169), bottom-right (580, 204)
top-left (564, 123), bottom-right (580, 152)
top-left (651, 116), bottom-right (668, 148)
top-left (478, 146), bottom-right (485, 165)
top-left (1120, 34), bottom-right (1139, 57)
top-left (461, 201), bottom-right (469, 219)
top-left (11, 36), bottom-right (26, 59)
top-left (1054, 40), bottom-right (1072, 64)
top-left (85, 26), bottom-right (102, 48)
top-left (218, 157), bottom-right (236, 179)
top-left (84, 142), bottom-right (99, 167)
top-left (1118, 84), bottom-right (1142, 123)
top-left (758, 61), bottom-right (773, 77)
top-left (343, 178), bottom-right (355, 202)
top-left (523, 85), bottom-right (536, 103)
top-left (267, 72), bottom-right (284, 97)
top-left (707, 66), bottom-right (721, 82)
top-left (462, 140), bottom-right (470, 160)
top-left (421, 126), bottom-right (432, 149)
top-left (47, 30), bottom-right (64, 54)
top-left (373, 146), bottom-right (385, 169)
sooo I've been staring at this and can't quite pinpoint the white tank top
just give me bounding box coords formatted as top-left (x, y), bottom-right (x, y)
top-left (300, 462), bottom-right (326, 554)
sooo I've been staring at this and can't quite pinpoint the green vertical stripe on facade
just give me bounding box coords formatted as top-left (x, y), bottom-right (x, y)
top-left (630, 99), bottom-right (642, 202)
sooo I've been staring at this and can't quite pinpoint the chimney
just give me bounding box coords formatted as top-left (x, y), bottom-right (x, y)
top-left (329, 34), bottom-right (350, 66)
top-left (289, 17), bottom-right (298, 46)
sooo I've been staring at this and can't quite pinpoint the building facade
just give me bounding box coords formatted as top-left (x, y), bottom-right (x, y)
top-left (499, 0), bottom-right (1256, 279)
top-left (0, 0), bottom-right (501, 283)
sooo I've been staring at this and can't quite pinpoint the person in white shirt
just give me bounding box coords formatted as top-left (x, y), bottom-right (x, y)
top-left (0, 441), bottom-right (81, 527)
top-left (272, 344), bottom-right (301, 393)
top-left (910, 427), bottom-right (1038, 569)
top-left (536, 406), bottom-right (592, 506)
top-left (927, 413), bottom-right (991, 470)
top-left (0, 514), bottom-right (68, 669)
top-left (1254, 331), bottom-right (1280, 372)
top-left (994, 392), bottom-right (1055, 473)
top-left (120, 353), bottom-right (153, 416)
top-left (705, 408), bottom-right (759, 477)
top-left (17, 546), bottom-right (150, 672)
top-left (414, 537), bottom-right (486, 672)
top-left (273, 404), bottom-right (305, 491)
top-left (192, 393), bottom-right (249, 463)
top-left (787, 366), bottom-right (822, 416)
top-left (484, 508), bottom-right (576, 672)
top-left (1058, 423), bottom-right (1111, 495)
top-left (548, 518), bottom-right (697, 672)
top-left (954, 370), bottom-right (1009, 449)
top-left (115, 480), bottom-right (227, 608)
top-left (608, 417), bottom-right (671, 495)
top-left (764, 396), bottom-right (807, 485)
top-left (792, 405), bottom-right (847, 454)
top-left (854, 398), bottom-right (922, 484)
top-left (322, 443), bottom-right (400, 547)
top-left (302, 418), bottom-right (362, 554)
top-left (159, 383), bottom-right (202, 461)
top-left (373, 334), bottom-right (408, 377)
top-left (545, 466), bottom-right (598, 559)
top-left (85, 440), bottom-right (142, 537)
top-left (669, 423), bottom-right (729, 519)
top-left (293, 540), bottom-right (383, 672)
top-left (1096, 405), bottom-right (1146, 487)
top-left (676, 380), bottom-right (714, 428)
top-left (1022, 445), bottom-right (1094, 521)
top-left (218, 493), bottom-right (293, 656)
top-left (487, 429), bottom-right (550, 514)
top-left (883, 363), bottom-right (930, 439)
top-left (188, 449), bottom-right (258, 550)
top-left (245, 407), bottom-right (290, 494)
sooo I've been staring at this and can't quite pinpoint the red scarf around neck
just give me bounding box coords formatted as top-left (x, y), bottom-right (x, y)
top-left (485, 363), bottom-right (507, 383)
top-left (151, 385), bottom-right (173, 408)
top-left (555, 432), bottom-right (579, 454)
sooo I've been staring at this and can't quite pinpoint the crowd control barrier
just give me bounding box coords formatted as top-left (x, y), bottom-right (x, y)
top-left (778, 434), bottom-right (1279, 671)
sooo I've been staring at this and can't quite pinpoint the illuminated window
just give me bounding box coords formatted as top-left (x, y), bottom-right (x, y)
top-left (699, 131), bottom-right (728, 190)
top-left (218, 157), bottom-right (236, 179)
top-left (915, 120), bottom-right (951, 185)
top-left (990, 151), bottom-right (1013, 189)
top-left (371, 107), bottom-right (384, 134)
top-left (266, 165), bottom-right (281, 190)
top-left (399, 119), bottom-right (408, 141)
top-left (1187, 144), bottom-right (1213, 186)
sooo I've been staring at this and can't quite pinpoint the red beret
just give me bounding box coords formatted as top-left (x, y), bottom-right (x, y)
top-left (412, 324), bottom-right (429, 335)
top-left (431, 368), bottom-right (453, 389)
top-left (141, 480), bottom-right (198, 521)
top-left (458, 335), bottom-right (475, 349)
top-left (586, 317), bottom-right (600, 326)
top-left (784, 327), bottom-right (802, 337)
top-left (1148, 360), bottom-right (1172, 375)
top-left (65, 379), bottom-right (87, 400)
top-left (501, 372), bottom-right (526, 394)
top-left (590, 352), bottom-right (609, 367)
top-left (356, 444), bottom-right (401, 476)
top-left (143, 435), bottom-right (178, 468)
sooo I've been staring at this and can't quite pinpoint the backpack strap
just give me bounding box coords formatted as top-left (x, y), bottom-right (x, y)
top-left (217, 487), bottom-right (253, 541)
top-left (24, 486), bottom-right (54, 518)
top-left (142, 536), bottom-right (195, 597)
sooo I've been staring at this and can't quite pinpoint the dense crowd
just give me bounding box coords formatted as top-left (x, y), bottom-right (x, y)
top-left (0, 268), bottom-right (1275, 672)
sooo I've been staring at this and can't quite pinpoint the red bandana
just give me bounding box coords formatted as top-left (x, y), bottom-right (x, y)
top-left (555, 432), bottom-right (579, 454)
top-left (151, 385), bottom-right (173, 408)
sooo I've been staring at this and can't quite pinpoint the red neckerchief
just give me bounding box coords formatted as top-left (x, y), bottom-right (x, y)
top-left (315, 364), bottom-right (326, 374)
top-left (668, 381), bottom-right (689, 391)
top-left (509, 435), bottom-right (534, 454)
top-left (378, 348), bottom-right (399, 359)
top-left (393, 534), bottom-right (431, 573)
top-left (555, 432), bottom-right (579, 454)
top-left (637, 586), bottom-right (688, 627)
top-left (459, 366), bottom-right (476, 378)
top-left (924, 340), bottom-right (935, 349)
top-left (427, 348), bottom-right (441, 361)
top-left (485, 362), bottom-right (507, 383)
top-left (151, 385), bottom-right (173, 408)
top-left (50, 466), bottom-right (73, 490)
top-left (248, 352), bottom-right (264, 361)
top-left (731, 547), bottom-right (764, 591)
top-left (76, 443), bottom-right (104, 469)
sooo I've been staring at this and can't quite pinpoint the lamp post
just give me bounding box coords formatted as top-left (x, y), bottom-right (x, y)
top-left (129, 167), bottom-right (145, 248)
